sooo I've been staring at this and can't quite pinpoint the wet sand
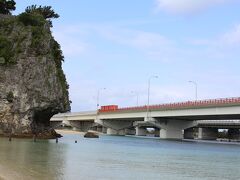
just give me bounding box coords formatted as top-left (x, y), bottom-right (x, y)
top-left (56, 129), bottom-right (86, 135)
top-left (56, 129), bottom-right (102, 136)
top-left (0, 164), bottom-right (29, 180)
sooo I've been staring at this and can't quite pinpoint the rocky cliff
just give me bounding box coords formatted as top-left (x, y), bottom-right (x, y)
top-left (0, 14), bottom-right (70, 138)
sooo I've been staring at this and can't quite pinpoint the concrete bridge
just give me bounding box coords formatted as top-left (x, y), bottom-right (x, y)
top-left (51, 97), bottom-right (240, 140)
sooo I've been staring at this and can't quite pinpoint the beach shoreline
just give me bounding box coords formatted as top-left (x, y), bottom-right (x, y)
top-left (55, 129), bottom-right (86, 135)
top-left (56, 129), bottom-right (103, 136)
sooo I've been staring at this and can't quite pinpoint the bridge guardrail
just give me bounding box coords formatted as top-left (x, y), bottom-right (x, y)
top-left (99, 97), bottom-right (240, 113)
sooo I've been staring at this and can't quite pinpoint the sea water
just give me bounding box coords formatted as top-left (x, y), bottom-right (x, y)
top-left (0, 134), bottom-right (240, 180)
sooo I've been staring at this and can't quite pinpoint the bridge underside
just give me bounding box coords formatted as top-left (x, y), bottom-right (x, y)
top-left (198, 125), bottom-right (240, 128)
top-left (69, 120), bottom-right (95, 132)
top-left (97, 118), bottom-right (143, 136)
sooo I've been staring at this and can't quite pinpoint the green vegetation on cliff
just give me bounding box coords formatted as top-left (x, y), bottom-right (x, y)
top-left (0, 3), bottom-right (70, 109)
top-left (0, 0), bottom-right (16, 15)
top-left (0, 34), bottom-right (15, 64)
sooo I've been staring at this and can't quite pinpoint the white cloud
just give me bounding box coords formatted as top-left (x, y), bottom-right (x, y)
top-left (53, 26), bottom-right (90, 58)
top-left (97, 27), bottom-right (170, 49)
top-left (221, 24), bottom-right (240, 45)
top-left (156, 0), bottom-right (231, 14)
top-left (96, 26), bottom-right (177, 62)
top-left (187, 23), bottom-right (240, 57)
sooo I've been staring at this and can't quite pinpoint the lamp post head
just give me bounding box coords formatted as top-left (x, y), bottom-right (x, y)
top-left (152, 75), bottom-right (158, 79)
top-left (98, 88), bottom-right (106, 92)
top-left (149, 75), bottom-right (158, 81)
top-left (188, 80), bottom-right (197, 85)
top-left (188, 81), bottom-right (198, 101)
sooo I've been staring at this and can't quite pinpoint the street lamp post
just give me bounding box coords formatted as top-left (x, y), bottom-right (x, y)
top-left (131, 91), bottom-right (139, 106)
top-left (188, 81), bottom-right (198, 101)
top-left (96, 88), bottom-right (106, 120)
top-left (146, 75), bottom-right (158, 121)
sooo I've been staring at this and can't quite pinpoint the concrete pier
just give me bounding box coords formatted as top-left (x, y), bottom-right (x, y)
top-left (107, 128), bottom-right (125, 135)
top-left (160, 128), bottom-right (183, 139)
top-left (97, 126), bottom-right (102, 132)
top-left (184, 128), bottom-right (195, 139)
top-left (198, 128), bottom-right (218, 140)
top-left (125, 128), bottom-right (136, 135)
top-left (228, 129), bottom-right (240, 140)
top-left (154, 128), bottom-right (160, 137)
top-left (135, 127), bottom-right (147, 136)
top-left (157, 119), bottom-right (194, 139)
top-left (102, 127), bottom-right (107, 133)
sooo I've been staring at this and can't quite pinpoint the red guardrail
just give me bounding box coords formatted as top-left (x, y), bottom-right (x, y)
top-left (99, 97), bottom-right (240, 113)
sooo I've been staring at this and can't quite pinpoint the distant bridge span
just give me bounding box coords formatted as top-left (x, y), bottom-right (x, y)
top-left (51, 97), bottom-right (240, 139)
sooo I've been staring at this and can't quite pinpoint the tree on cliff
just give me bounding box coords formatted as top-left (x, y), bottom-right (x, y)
top-left (24, 5), bottom-right (59, 27)
top-left (0, 0), bottom-right (16, 14)
top-left (25, 5), bottom-right (59, 19)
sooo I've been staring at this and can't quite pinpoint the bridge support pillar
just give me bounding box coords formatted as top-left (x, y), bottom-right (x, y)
top-left (228, 129), bottom-right (240, 140)
top-left (153, 119), bottom-right (195, 140)
top-left (154, 128), bottom-right (160, 137)
top-left (73, 127), bottom-right (79, 131)
top-left (97, 126), bottom-right (102, 132)
top-left (102, 127), bottom-right (107, 134)
top-left (160, 128), bottom-right (183, 139)
top-left (125, 128), bottom-right (136, 135)
top-left (184, 128), bottom-right (195, 139)
top-left (135, 127), bottom-right (147, 136)
top-left (107, 128), bottom-right (125, 136)
top-left (198, 128), bottom-right (218, 140)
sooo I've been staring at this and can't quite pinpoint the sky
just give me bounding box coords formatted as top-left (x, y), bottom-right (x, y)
top-left (14, 0), bottom-right (240, 112)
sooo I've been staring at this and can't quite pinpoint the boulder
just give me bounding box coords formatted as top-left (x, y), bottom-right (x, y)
top-left (84, 132), bottom-right (99, 138)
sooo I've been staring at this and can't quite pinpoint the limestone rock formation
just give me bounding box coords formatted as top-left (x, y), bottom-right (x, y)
top-left (0, 14), bottom-right (70, 138)
top-left (84, 131), bottom-right (99, 138)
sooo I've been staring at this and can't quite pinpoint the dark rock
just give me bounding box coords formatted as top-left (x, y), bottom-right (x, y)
top-left (84, 132), bottom-right (99, 138)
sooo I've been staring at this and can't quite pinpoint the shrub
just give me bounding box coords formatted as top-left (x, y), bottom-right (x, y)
top-left (25, 5), bottom-right (59, 19)
top-left (0, 35), bottom-right (14, 64)
top-left (6, 91), bottom-right (14, 102)
top-left (31, 26), bottom-right (44, 49)
top-left (17, 12), bottom-right (45, 26)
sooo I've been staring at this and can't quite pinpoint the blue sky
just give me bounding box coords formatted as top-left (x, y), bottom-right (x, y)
top-left (14, 0), bottom-right (240, 111)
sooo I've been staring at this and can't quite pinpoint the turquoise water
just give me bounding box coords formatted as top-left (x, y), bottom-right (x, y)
top-left (0, 134), bottom-right (240, 180)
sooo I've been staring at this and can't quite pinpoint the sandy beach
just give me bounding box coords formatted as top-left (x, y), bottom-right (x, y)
top-left (56, 129), bottom-right (102, 136)
top-left (55, 129), bottom-right (86, 135)
top-left (0, 164), bottom-right (30, 180)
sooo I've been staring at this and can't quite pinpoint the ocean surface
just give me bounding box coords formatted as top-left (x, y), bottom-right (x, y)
top-left (0, 134), bottom-right (240, 180)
